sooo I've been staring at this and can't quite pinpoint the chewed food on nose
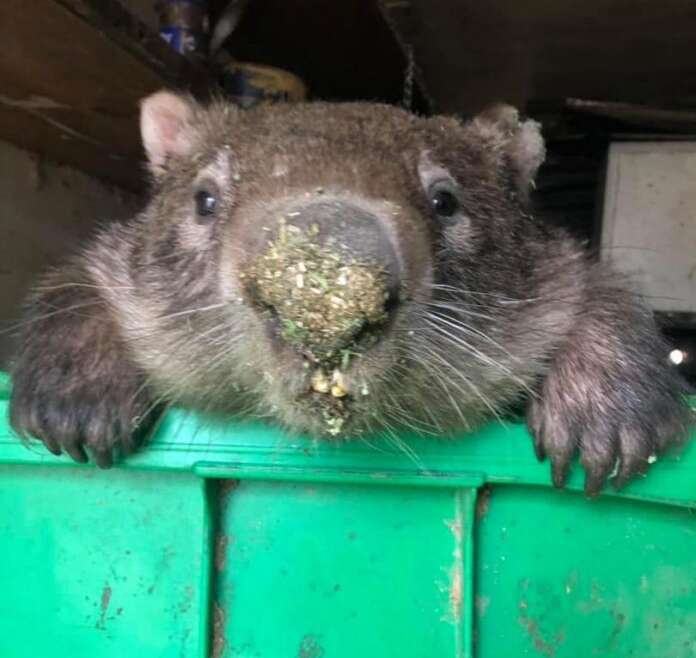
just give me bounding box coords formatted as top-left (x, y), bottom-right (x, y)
top-left (245, 217), bottom-right (391, 364)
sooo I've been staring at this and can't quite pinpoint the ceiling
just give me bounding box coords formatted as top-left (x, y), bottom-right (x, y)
top-left (399, 0), bottom-right (696, 116)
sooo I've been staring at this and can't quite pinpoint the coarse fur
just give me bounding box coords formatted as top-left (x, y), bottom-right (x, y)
top-left (10, 92), bottom-right (693, 493)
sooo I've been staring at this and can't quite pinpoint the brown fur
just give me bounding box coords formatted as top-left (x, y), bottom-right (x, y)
top-left (10, 93), bottom-right (693, 494)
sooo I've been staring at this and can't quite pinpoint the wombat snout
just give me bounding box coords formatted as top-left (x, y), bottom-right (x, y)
top-left (243, 200), bottom-right (400, 363)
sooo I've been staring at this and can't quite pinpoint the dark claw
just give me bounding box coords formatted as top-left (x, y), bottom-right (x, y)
top-left (63, 441), bottom-right (88, 464)
top-left (583, 467), bottom-right (609, 497)
top-left (527, 403), bottom-right (547, 461)
top-left (92, 448), bottom-right (114, 469)
top-left (613, 454), bottom-right (649, 490)
top-left (580, 432), bottom-right (617, 497)
top-left (551, 459), bottom-right (570, 489)
top-left (42, 436), bottom-right (62, 456)
top-left (533, 438), bottom-right (546, 462)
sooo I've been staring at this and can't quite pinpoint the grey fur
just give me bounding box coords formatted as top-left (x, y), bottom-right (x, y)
top-left (10, 93), bottom-right (693, 494)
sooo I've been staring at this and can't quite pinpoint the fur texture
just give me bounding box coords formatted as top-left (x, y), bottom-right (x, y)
top-left (10, 92), bottom-right (693, 494)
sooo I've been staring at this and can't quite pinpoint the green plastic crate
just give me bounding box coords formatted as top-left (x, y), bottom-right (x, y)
top-left (0, 371), bottom-right (694, 658)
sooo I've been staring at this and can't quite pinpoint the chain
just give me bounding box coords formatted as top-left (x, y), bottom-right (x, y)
top-left (402, 45), bottom-right (415, 112)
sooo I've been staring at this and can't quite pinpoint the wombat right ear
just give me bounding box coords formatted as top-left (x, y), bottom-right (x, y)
top-left (140, 90), bottom-right (197, 176)
top-left (474, 104), bottom-right (545, 203)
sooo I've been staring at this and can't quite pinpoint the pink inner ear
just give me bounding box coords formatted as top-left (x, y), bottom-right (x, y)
top-left (157, 108), bottom-right (184, 143)
top-left (140, 91), bottom-right (194, 173)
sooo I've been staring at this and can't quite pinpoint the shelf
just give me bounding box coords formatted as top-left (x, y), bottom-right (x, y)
top-left (0, 0), bottom-right (208, 191)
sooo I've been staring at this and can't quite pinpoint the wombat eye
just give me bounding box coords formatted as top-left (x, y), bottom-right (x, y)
top-left (194, 189), bottom-right (218, 218)
top-left (429, 185), bottom-right (460, 222)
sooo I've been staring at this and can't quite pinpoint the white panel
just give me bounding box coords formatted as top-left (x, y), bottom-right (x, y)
top-left (601, 142), bottom-right (696, 313)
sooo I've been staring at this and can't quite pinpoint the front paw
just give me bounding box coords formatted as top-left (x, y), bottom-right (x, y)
top-left (528, 373), bottom-right (692, 496)
top-left (10, 371), bottom-right (156, 468)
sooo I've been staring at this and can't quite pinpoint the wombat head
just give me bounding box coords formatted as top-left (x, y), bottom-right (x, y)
top-left (128, 91), bottom-right (552, 437)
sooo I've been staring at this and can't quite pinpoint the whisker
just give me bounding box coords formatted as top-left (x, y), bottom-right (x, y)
top-left (34, 282), bottom-right (135, 292)
top-left (429, 282), bottom-right (536, 303)
top-left (426, 309), bottom-right (521, 363)
top-left (395, 347), bottom-right (472, 430)
top-left (424, 315), bottom-right (537, 397)
top-left (425, 300), bottom-right (496, 322)
top-left (418, 342), bottom-right (505, 425)
top-left (425, 317), bottom-right (514, 375)
top-left (0, 301), bottom-right (102, 336)
top-left (157, 302), bottom-right (227, 321)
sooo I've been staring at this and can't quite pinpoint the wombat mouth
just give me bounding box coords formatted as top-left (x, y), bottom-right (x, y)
top-left (293, 365), bottom-right (370, 437)
top-left (300, 388), bottom-right (355, 437)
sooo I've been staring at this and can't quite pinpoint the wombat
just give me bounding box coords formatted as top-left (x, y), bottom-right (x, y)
top-left (9, 90), bottom-right (693, 495)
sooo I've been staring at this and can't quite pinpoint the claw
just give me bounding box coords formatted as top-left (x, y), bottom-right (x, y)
top-left (583, 469), bottom-right (607, 497)
top-left (527, 400), bottom-right (547, 461)
top-left (63, 441), bottom-right (88, 464)
top-left (92, 448), bottom-right (114, 469)
top-left (533, 438), bottom-right (546, 462)
top-left (551, 459), bottom-right (570, 489)
top-left (41, 435), bottom-right (62, 456)
top-left (545, 423), bottom-right (577, 489)
top-left (614, 427), bottom-right (652, 488)
top-left (580, 430), bottom-right (617, 497)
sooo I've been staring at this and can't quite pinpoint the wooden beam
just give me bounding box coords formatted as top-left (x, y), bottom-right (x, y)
top-left (406, 0), bottom-right (696, 116)
top-left (0, 0), bottom-right (207, 190)
top-left (567, 99), bottom-right (696, 133)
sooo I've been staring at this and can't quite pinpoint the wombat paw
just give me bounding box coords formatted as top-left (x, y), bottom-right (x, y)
top-left (527, 386), bottom-right (691, 496)
top-left (10, 378), bottom-right (155, 468)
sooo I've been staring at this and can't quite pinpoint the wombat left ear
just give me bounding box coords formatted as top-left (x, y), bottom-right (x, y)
top-left (475, 104), bottom-right (545, 202)
top-left (140, 90), bottom-right (198, 176)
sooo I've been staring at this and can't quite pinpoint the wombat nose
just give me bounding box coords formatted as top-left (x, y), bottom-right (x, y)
top-left (244, 200), bottom-right (400, 363)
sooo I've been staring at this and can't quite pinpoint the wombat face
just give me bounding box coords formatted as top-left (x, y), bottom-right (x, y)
top-left (11, 90), bottom-right (690, 490)
top-left (129, 92), bottom-right (550, 437)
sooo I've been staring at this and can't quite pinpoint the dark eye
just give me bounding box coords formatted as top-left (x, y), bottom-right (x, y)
top-left (431, 189), bottom-right (460, 219)
top-left (195, 189), bottom-right (217, 218)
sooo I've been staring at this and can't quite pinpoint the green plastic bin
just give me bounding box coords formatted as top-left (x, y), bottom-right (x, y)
top-left (0, 371), bottom-right (694, 658)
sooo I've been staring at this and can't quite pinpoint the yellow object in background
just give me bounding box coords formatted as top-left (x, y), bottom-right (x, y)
top-left (221, 61), bottom-right (308, 107)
